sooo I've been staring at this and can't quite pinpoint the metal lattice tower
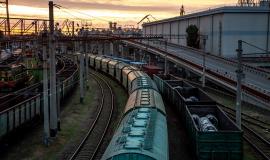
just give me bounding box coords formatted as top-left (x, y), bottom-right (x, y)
top-left (0, 0), bottom-right (10, 37)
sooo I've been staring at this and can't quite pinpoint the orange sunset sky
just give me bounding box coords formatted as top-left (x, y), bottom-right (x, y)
top-left (0, 0), bottom-right (237, 28)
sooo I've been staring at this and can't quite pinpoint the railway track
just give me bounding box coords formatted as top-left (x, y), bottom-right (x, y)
top-left (67, 71), bottom-right (114, 160)
top-left (222, 106), bottom-right (270, 131)
top-left (0, 55), bottom-right (67, 111)
top-left (225, 112), bottom-right (270, 160)
top-left (0, 83), bottom-right (41, 111)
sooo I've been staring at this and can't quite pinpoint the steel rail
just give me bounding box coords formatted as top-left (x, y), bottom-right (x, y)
top-left (68, 71), bottom-right (114, 160)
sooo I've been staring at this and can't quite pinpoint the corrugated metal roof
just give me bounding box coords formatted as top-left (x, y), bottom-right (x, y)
top-left (143, 6), bottom-right (270, 27)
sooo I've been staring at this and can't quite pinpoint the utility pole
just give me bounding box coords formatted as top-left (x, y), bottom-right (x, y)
top-left (236, 40), bottom-right (244, 129)
top-left (48, 1), bottom-right (58, 137)
top-left (42, 35), bottom-right (50, 145)
top-left (72, 21), bottom-right (75, 36)
top-left (57, 78), bottom-right (61, 131)
top-left (164, 40), bottom-right (168, 75)
top-left (0, 0), bottom-right (10, 37)
top-left (85, 42), bottom-right (89, 90)
top-left (202, 38), bottom-right (207, 88)
top-left (80, 43), bottom-right (85, 103)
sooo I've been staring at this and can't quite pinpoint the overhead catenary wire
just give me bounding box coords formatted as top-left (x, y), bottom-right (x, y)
top-left (241, 40), bottom-right (270, 55)
top-left (53, 5), bottom-right (87, 23)
top-left (54, 4), bottom-right (110, 23)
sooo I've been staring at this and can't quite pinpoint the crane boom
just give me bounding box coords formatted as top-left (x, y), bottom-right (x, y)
top-left (137, 14), bottom-right (150, 25)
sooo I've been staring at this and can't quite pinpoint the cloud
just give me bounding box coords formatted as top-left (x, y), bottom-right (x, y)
top-left (10, 0), bottom-right (179, 12)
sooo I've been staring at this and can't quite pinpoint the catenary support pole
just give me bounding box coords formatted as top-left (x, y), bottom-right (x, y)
top-left (42, 38), bottom-right (50, 145)
top-left (57, 78), bottom-right (61, 131)
top-left (202, 38), bottom-right (206, 88)
top-left (236, 40), bottom-right (244, 129)
top-left (79, 44), bottom-right (85, 103)
top-left (48, 1), bottom-right (58, 137)
top-left (85, 42), bottom-right (89, 90)
top-left (164, 40), bottom-right (168, 75)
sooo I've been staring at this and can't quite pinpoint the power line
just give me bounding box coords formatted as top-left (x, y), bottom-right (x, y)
top-left (54, 5), bottom-right (84, 21)
top-left (54, 4), bottom-right (110, 22)
top-left (242, 40), bottom-right (269, 54)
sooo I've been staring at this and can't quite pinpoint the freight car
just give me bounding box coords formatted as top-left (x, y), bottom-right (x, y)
top-left (89, 55), bottom-right (97, 68)
top-left (153, 74), bottom-right (242, 160)
top-left (0, 56), bottom-right (79, 140)
top-left (129, 76), bottom-right (158, 94)
top-left (101, 58), bottom-right (112, 73)
top-left (108, 60), bottom-right (120, 77)
top-left (154, 75), bottom-right (216, 117)
top-left (122, 66), bottom-right (141, 89)
top-left (102, 108), bottom-right (167, 160)
top-left (186, 105), bottom-right (242, 160)
top-left (88, 54), bottom-right (168, 160)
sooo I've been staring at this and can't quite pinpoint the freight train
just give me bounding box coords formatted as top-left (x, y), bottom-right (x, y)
top-left (87, 54), bottom-right (169, 160)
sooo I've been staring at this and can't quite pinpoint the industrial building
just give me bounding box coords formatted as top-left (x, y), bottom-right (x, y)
top-left (143, 3), bottom-right (270, 58)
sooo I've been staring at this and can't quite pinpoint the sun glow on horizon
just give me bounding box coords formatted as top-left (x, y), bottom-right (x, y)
top-left (0, 0), bottom-right (238, 27)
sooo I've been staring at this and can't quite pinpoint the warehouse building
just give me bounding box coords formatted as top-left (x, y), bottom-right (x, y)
top-left (143, 4), bottom-right (270, 58)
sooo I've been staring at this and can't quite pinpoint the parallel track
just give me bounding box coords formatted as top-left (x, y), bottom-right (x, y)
top-left (222, 106), bottom-right (270, 130)
top-left (68, 71), bottom-right (114, 160)
top-left (0, 55), bottom-right (68, 111)
top-left (226, 113), bottom-right (270, 160)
